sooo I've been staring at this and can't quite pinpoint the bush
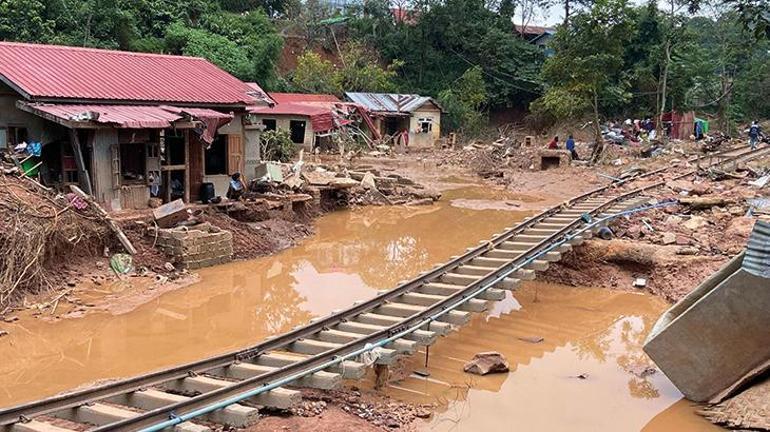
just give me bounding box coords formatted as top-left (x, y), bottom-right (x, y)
top-left (260, 129), bottom-right (297, 162)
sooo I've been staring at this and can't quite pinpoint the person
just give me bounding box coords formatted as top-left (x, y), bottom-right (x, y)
top-left (749, 121), bottom-right (762, 150)
top-left (226, 172), bottom-right (246, 200)
top-left (547, 136), bottom-right (559, 149)
top-left (565, 134), bottom-right (578, 160)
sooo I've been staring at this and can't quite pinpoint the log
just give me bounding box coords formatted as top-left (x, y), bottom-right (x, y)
top-left (70, 185), bottom-right (137, 255)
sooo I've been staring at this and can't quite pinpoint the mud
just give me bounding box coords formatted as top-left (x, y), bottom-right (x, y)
top-left (371, 283), bottom-right (722, 432)
top-left (0, 186), bottom-right (526, 406)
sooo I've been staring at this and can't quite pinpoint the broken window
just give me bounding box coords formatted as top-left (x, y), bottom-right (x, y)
top-left (289, 120), bottom-right (306, 144)
top-left (262, 119), bottom-right (277, 131)
top-left (418, 118), bottom-right (433, 133)
top-left (205, 135), bottom-right (228, 175)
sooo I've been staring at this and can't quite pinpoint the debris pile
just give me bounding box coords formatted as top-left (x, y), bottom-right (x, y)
top-left (295, 388), bottom-right (434, 430)
top-left (0, 172), bottom-right (111, 311)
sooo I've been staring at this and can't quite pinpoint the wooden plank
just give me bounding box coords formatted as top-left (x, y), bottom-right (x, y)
top-left (70, 185), bottom-right (137, 255)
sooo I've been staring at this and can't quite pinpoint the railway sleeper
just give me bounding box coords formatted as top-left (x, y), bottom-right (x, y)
top-left (215, 363), bottom-right (340, 390)
top-left (105, 388), bottom-right (258, 428)
top-left (313, 329), bottom-right (417, 355)
top-left (10, 420), bottom-right (91, 432)
top-left (335, 321), bottom-right (438, 346)
top-left (355, 313), bottom-right (453, 336)
top-left (286, 339), bottom-right (396, 365)
top-left (254, 352), bottom-right (366, 380)
top-left (372, 303), bottom-right (471, 325)
top-left (440, 273), bottom-right (521, 290)
top-left (455, 265), bottom-right (535, 281)
top-left (52, 402), bottom-right (214, 431)
top-left (386, 291), bottom-right (489, 313)
top-left (419, 283), bottom-right (506, 301)
top-left (161, 376), bottom-right (301, 410)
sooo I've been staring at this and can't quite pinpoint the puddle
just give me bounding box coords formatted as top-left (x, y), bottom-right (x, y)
top-left (376, 283), bottom-right (721, 432)
top-left (0, 186), bottom-right (527, 406)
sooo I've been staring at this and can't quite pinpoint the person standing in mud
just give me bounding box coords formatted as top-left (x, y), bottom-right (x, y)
top-left (748, 121), bottom-right (762, 150)
top-left (566, 134), bottom-right (579, 160)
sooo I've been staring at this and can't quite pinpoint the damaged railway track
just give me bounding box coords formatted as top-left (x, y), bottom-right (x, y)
top-left (2, 145), bottom-right (768, 432)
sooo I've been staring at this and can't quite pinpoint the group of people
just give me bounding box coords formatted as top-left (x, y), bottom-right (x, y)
top-left (546, 135), bottom-right (579, 160)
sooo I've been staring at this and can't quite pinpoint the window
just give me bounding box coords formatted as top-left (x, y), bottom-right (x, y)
top-left (418, 118), bottom-right (433, 133)
top-left (119, 142), bottom-right (146, 183)
top-left (289, 120), bottom-right (306, 144)
top-left (205, 135), bottom-right (228, 175)
top-left (262, 119), bottom-right (277, 131)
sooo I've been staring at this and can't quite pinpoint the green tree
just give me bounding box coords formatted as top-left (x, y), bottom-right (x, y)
top-left (539, 0), bottom-right (634, 162)
top-left (165, 23), bottom-right (253, 79)
top-left (438, 66), bottom-right (489, 134)
top-left (0, 0), bottom-right (53, 42)
top-left (292, 51), bottom-right (342, 94)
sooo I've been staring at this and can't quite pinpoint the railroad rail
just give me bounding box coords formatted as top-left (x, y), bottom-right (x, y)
top-left (2, 144), bottom-right (768, 432)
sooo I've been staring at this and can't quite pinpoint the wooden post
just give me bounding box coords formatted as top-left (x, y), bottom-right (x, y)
top-left (70, 185), bottom-right (137, 255)
top-left (69, 129), bottom-right (93, 195)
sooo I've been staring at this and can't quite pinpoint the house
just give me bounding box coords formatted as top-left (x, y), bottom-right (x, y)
top-left (514, 24), bottom-right (556, 56)
top-left (344, 93), bottom-right (443, 149)
top-left (0, 41), bottom-right (272, 210)
top-left (244, 91), bottom-right (379, 152)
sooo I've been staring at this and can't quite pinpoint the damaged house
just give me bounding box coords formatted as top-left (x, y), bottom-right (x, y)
top-left (344, 92), bottom-right (443, 149)
top-left (244, 91), bottom-right (380, 152)
top-left (0, 41), bottom-right (272, 210)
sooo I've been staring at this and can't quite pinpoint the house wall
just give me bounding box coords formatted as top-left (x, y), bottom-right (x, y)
top-left (248, 114), bottom-right (315, 151)
top-left (408, 105), bottom-right (441, 148)
top-left (0, 82), bottom-right (68, 147)
top-left (91, 129), bottom-right (120, 210)
top-left (243, 128), bottom-right (262, 179)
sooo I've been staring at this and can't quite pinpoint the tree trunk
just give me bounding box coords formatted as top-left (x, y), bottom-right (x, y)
top-left (564, 0), bottom-right (570, 25)
top-left (657, 39), bottom-right (671, 143)
top-left (590, 89), bottom-right (604, 164)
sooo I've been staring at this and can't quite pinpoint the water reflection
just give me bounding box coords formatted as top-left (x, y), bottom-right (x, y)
top-left (0, 187), bottom-right (523, 406)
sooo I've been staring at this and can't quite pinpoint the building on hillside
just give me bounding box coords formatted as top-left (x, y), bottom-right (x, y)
top-left (244, 91), bottom-right (380, 152)
top-left (513, 24), bottom-right (556, 56)
top-left (344, 92), bottom-right (443, 149)
top-left (0, 41), bottom-right (272, 210)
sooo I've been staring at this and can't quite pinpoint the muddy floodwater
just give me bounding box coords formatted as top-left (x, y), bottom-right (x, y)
top-left (0, 184), bottom-right (720, 431)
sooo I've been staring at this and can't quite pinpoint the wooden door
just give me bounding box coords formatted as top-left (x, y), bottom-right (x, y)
top-left (188, 135), bottom-right (204, 202)
top-left (227, 134), bottom-right (244, 178)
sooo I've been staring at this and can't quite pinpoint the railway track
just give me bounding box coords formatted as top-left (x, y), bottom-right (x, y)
top-left (2, 144), bottom-right (768, 432)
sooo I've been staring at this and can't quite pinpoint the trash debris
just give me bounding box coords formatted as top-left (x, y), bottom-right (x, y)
top-left (632, 278), bottom-right (647, 288)
top-left (110, 253), bottom-right (133, 275)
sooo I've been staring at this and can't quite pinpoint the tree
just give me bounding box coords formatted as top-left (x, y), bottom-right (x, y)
top-left (0, 0), bottom-right (53, 42)
top-left (439, 66), bottom-right (489, 134)
top-left (292, 52), bottom-right (342, 94)
top-left (539, 0), bottom-right (634, 162)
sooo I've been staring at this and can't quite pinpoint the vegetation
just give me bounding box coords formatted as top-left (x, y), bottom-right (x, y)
top-left (0, 0), bottom-right (767, 133)
top-left (259, 129), bottom-right (297, 162)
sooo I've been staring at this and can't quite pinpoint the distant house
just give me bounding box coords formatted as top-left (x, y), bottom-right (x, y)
top-left (514, 24), bottom-right (556, 56)
top-left (245, 91), bottom-right (379, 151)
top-left (344, 93), bottom-right (443, 149)
top-left (0, 41), bottom-right (270, 210)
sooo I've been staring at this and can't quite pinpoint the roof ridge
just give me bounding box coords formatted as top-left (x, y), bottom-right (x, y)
top-left (0, 41), bottom-right (207, 62)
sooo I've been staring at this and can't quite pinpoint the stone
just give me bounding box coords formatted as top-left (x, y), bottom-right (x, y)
top-left (679, 196), bottom-right (728, 210)
top-left (463, 351), bottom-right (510, 375)
top-left (0, 330), bottom-right (8, 337)
top-left (3, 316), bottom-right (19, 323)
top-left (675, 235), bottom-right (692, 245)
top-left (633, 278), bottom-right (647, 288)
top-left (360, 173), bottom-right (377, 190)
top-left (677, 247), bottom-right (699, 255)
top-left (661, 232), bottom-right (677, 245)
top-left (163, 262), bottom-right (176, 272)
top-left (518, 336), bottom-right (544, 344)
top-left (682, 215), bottom-right (708, 231)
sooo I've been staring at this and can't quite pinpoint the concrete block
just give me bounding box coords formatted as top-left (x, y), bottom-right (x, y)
top-left (12, 421), bottom-right (75, 432)
top-left (254, 352), bottom-right (365, 380)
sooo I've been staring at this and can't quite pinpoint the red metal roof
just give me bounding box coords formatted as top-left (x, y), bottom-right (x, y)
top-left (22, 103), bottom-right (232, 129)
top-left (0, 42), bottom-right (257, 105)
top-left (269, 93), bottom-right (342, 104)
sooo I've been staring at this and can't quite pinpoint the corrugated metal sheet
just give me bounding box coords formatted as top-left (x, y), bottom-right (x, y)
top-left (269, 93), bottom-right (342, 104)
top-left (743, 219), bottom-right (770, 278)
top-left (25, 103), bottom-right (232, 129)
top-left (0, 42), bottom-right (256, 105)
top-left (345, 92), bottom-right (440, 113)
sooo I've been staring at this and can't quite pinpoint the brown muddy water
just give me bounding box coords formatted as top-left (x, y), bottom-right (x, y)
top-left (0, 184), bottom-right (720, 431)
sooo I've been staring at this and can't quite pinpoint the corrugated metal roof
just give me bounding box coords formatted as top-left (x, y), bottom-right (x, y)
top-left (344, 92), bottom-right (441, 114)
top-left (0, 42), bottom-right (257, 105)
top-left (269, 93), bottom-right (342, 104)
top-left (743, 219), bottom-right (770, 278)
top-left (24, 103), bottom-right (232, 129)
